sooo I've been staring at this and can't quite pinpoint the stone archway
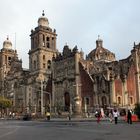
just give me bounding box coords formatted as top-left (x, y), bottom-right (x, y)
top-left (64, 92), bottom-right (70, 111)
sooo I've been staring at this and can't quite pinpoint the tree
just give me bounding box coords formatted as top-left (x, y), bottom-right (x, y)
top-left (0, 96), bottom-right (12, 109)
top-left (134, 103), bottom-right (140, 120)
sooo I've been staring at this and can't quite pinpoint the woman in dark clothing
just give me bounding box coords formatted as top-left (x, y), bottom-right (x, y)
top-left (127, 110), bottom-right (132, 124)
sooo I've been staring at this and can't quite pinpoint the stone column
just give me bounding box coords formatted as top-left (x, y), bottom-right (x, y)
top-left (53, 37), bottom-right (56, 50)
top-left (39, 33), bottom-right (43, 48)
top-left (40, 81), bottom-right (44, 115)
top-left (135, 51), bottom-right (140, 103)
top-left (110, 78), bottom-right (115, 107)
top-left (38, 52), bottom-right (42, 70)
top-left (73, 52), bottom-right (82, 116)
top-left (31, 38), bottom-right (34, 49)
top-left (122, 75), bottom-right (127, 107)
top-left (93, 80), bottom-right (98, 106)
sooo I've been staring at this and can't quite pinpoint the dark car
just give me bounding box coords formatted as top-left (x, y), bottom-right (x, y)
top-left (23, 114), bottom-right (32, 121)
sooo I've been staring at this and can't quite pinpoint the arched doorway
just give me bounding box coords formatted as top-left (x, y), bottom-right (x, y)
top-left (64, 92), bottom-right (70, 111)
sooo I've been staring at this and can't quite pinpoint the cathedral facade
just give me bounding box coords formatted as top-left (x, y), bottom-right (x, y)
top-left (0, 12), bottom-right (140, 116)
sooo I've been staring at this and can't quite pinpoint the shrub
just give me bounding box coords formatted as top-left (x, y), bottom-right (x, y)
top-left (134, 103), bottom-right (140, 120)
top-left (0, 96), bottom-right (12, 109)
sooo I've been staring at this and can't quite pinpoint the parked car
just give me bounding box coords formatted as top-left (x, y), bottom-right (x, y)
top-left (23, 114), bottom-right (32, 121)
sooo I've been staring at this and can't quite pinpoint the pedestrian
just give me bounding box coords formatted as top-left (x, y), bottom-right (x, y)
top-left (68, 111), bottom-right (71, 121)
top-left (113, 109), bottom-right (119, 124)
top-left (96, 110), bottom-right (101, 123)
top-left (9, 112), bottom-right (12, 118)
top-left (127, 110), bottom-right (132, 124)
top-left (46, 112), bottom-right (50, 120)
top-left (108, 110), bottom-right (113, 123)
top-left (101, 108), bottom-right (105, 118)
top-left (12, 112), bottom-right (15, 119)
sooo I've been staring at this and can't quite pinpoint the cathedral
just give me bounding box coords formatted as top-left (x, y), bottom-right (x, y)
top-left (0, 11), bottom-right (140, 117)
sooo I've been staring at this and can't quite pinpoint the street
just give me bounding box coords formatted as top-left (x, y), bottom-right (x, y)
top-left (0, 119), bottom-right (140, 140)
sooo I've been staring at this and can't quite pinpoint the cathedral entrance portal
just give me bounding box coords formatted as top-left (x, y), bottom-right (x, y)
top-left (64, 92), bottom-right (70, 111)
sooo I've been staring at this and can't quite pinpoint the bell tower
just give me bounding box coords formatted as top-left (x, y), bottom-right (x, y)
top-left (28, 11), bottom-right (57, 78)
top-left (0, 37), bottom-right (17, 78)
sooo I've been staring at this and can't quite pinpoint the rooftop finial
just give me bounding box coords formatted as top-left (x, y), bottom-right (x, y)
top-left (134, 42), bottom-right (136, 46)
top-left (7, 35), bottom-right (9, 40)
top-left (98, 35), bottom-right (100, 40)
top-left (42, 10), bottom-right (45, 16)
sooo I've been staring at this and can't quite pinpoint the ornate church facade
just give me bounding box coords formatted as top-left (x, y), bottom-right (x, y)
top-left (0, 12), bottom-right (140, 116)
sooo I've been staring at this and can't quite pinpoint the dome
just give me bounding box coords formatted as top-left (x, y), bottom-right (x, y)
top-left (38, 10), bottom-right (49, 27)
top-left (3, 37), bottom-right (12, 50)
top-left (87, 38), bottom-right (116, 62)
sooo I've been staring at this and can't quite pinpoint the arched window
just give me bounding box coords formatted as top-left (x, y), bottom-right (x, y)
top-left (47, 60), bottom-right (51, 69)
top-left (43, 63), bottom-right (46, 68)
top-left (43, 35), bottom-right (45, 47)
top-left (130, 97), bottom-right (133, 104)
top-left (85, 97), bottom-right (89, 105)
top-left (118, 97), bottom-right (121, 104)
top-left (64, 92), bottom-right (70, 111)
top-left (46, 37), bottom-right (50, 48)
top-left (34, 60), bottom-right (36, 69)
top-left (47, 43), bottom-right (50, 48)
top-left (8, 57), bottom-right (11, 65)
top-left (43, 55), bottom-right (45, 60)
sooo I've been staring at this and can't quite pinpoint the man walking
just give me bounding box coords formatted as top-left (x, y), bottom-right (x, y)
top-left (113, 109), bottom-right (119, 124)
top-left (127, 110), bottom-right (132, 124)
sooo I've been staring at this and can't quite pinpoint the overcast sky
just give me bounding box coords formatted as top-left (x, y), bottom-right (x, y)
top-left (0, 0), bottom-right (140, 68)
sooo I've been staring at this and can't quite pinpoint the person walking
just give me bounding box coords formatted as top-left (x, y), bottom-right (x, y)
top-left (108, 110), bottom-right (113, 123)
top-left (127, 110), bottom-right (132, 124)
top-left (96, 110), bottom-right (101, 123)
top-left (68, 111), bottom-right (71, 121)
top-left (113, 109), bottom-right (119, 124)
top-left (46, 112), bottom-right (50, 120)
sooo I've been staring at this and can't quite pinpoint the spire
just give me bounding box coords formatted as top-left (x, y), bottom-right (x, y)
top-left (7, 35), bottom-right (9, 40)
top-left (98, 35), bottom-right (100, 40)
top-left (38, 10), bottom-right (49, 27)
top-left (96, 35), bottom-right (103, 48)
top-left (65, 42), bottom-right (68, 46)
top-left (42, 10), bottom-right (45, 16)
top-left (15, 33), bottom-right (16, 50)
top-left (134, 42), bottom-right (136, 46)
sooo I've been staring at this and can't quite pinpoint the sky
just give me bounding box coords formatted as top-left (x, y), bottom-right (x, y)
top-left (0, 0), bottom-right (140, 68)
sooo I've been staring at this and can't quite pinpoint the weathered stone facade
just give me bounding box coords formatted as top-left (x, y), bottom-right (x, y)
top-left (52, 45), bottom-right (94, 114)
top-left (86, 40), bottom-right (140, 110)
top-left (0, 12), bottom-right (140, 116)
top-left (0, 11), bottom-right (58, 116)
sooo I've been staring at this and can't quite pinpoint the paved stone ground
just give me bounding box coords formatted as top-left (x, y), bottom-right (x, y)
top-left (0, 119), bottom-right (140, 140)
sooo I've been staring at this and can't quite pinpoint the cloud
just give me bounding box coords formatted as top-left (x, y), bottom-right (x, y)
top-left (0, 0), bottom-right (140, 67)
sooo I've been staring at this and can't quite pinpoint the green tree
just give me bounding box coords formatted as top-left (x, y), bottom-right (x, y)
top-left (0, 96), bottom-right (12, 109)
top-left (134, 103), bottom-right (140, 120)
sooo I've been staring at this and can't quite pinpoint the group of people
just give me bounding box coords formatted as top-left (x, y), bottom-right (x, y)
top-left (95, 108), bottom-right (133, 124)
